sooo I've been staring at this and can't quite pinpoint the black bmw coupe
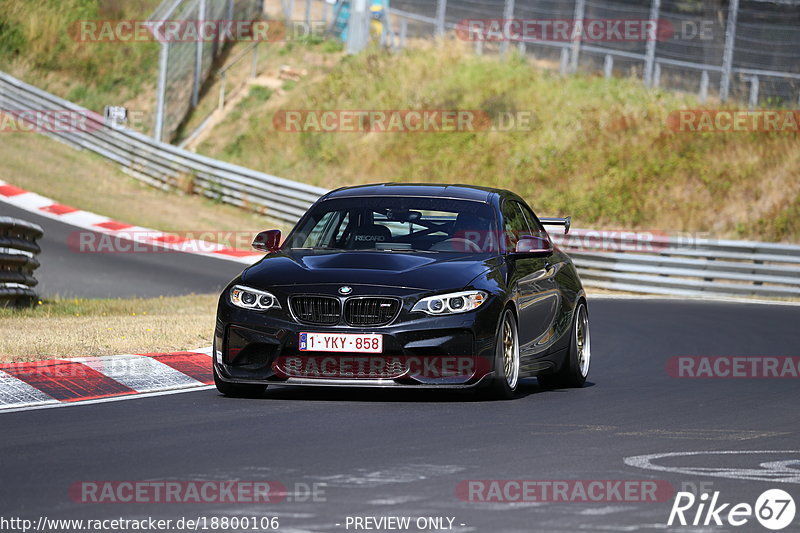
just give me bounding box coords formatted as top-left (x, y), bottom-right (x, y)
top-left (213, 183), bottom-right (590, 399)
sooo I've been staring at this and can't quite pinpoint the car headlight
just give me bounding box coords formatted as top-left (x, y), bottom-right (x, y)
top-left (230, 285), bottom-right (281, 311)
top-left (411, 290), bottom-right (487, 315)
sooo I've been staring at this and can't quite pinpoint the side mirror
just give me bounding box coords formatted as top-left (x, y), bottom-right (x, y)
top-left (514, 234), bottom-right (553, 256)
top-left (252, 230), bottom-right (281, 253)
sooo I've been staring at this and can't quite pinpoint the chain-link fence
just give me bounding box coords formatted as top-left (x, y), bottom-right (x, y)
top-left (151, 0), bottom-right (264, 142)
top-left (384, 0), bottom-right (800, 108)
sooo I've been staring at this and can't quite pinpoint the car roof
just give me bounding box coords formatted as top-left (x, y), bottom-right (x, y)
top-left (324, 183), bottom-right (507, 203)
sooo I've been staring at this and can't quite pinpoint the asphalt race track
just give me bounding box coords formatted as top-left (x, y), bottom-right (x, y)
top-left (2, 299), bottom-right (799, 532)
top-left (1, 203), bottom-right (247, 298)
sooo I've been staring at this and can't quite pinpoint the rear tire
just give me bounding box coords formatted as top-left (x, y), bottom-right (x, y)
top-left (538, 301), bottom-right (590, 389)
top-left (484, 308), bottom-right (520, 400)
top-left (213, 365), bottom-right (268, 398)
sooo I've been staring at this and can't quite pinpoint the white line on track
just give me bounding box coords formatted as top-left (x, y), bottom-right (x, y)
top-left (0, 384), bottom-right (216, 415)
top-left (588, 294), bottom-right (800, 307)
top-left (624, 450), bottom-right (800, 484)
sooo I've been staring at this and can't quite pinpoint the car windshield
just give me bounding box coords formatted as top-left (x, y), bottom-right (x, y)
top-left (286, 196), bottom-right (499, 253)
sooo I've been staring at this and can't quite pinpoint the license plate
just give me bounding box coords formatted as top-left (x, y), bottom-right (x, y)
top-left (299, 333), bottom-right (383, 353)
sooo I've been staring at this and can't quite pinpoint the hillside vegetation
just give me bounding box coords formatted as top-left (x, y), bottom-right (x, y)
top-left (198, 42), bottom-right (799, 242)
top-left (0, 0), bottom-right (160, 118)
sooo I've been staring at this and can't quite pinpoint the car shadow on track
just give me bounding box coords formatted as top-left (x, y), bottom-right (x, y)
top-left (212, 378), bottom-right (595, 403)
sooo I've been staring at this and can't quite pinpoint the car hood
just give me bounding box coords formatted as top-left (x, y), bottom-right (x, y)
top-left (241, 250), bottom-right (498, 291)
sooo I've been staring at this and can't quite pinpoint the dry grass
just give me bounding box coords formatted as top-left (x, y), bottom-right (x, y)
top-left (197, 40), bottom-right (800, 243)
top-left (0, 294), bottom-right (217, 362)
top-left (0, 133), bottom-right (291, 240)
top-left (0, 0), bottom-right (161, 124)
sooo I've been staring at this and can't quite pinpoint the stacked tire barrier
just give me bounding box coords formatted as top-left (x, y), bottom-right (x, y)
top-left (0, 217), bottom-right (43, 307)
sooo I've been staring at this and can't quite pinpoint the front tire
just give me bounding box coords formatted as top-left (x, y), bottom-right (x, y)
top-left (485, 308), bottom-right (520, 400)
top-left (213, 365), bottom-right (268, 398)
top-left (538, 301), bottom-right (590, 389)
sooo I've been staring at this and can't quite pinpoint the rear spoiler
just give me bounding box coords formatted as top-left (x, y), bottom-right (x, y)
top-left (540, 216), bottom-right (571, 234)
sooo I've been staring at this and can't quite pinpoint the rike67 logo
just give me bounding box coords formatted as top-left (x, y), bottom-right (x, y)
top-left (668, 489), bottom-right (796, 530)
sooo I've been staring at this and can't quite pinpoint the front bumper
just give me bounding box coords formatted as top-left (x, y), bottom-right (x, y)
top-left (213, 291), bottom-right (501, 388)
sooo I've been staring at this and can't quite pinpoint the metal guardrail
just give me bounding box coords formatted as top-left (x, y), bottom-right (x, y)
top-left (2, 71), bottom-right (799, 299)
top-left (0, 217), bottom-right (43, 307)
top-left (552, 230), bottom-right (800, 298)
top-left (0, 72), bottom-right (327, 225)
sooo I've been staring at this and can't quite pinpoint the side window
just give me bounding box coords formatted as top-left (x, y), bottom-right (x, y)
top-left (502, 200), bottom-right (530, 251)
top-left (517, 202), bottom-right (544, 236)
top-left (301, 211), bottom-right (335, 247)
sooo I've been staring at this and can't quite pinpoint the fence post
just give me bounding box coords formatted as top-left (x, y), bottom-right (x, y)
top-left (154, 41), bottom-right (170, 142)
top-left (501, 0), bottom-right (515, 55)
top-left (749, 75), bottom-right (759, 109)
top-left (719, 0), bottom-right (740, 102)
top-left (346, 0), bottom-right (370, 54)
top-left (400, 18), bottom-right (408, 49)
top-left (569, 0), bottom-right (585, 73)
top-left (251, 42), bottom-right (260, 78)
top-left (436, 0), bottom-right (447, 36)
top-left (305, 0), bottom-right (311, 26)
top-left (699, 70), bottom-right (709, 102)
top-left (560, 48), bottom-right (570, 76)
top-left (218, 73), bottom-right (226, 112)
top-left (643, 0), bottom-right (661, 87)
top-left (192, 0), bottom-right (207, 107)
top-left (653, 62), bottom-right (661, 87)
top-left (603, 54), bottom-right (613, 78)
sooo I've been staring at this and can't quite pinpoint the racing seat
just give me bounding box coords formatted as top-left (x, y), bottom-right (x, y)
top-left (430, 212), bottom-right (491, 252)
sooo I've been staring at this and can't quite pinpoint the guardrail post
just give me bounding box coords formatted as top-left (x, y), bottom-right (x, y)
top-left (653, 62), bottom-right (661, 88)
top-left (472, 25), bottom-right (483, 55)
top-left (604, 55), bottom-right (613, 78)
top-left (501, 0), bottom-right (515, 55)
top-left (400, 18), bottom-right (408, 49)
top-left (643, 0), bottom-right (661, 87)
top-left (251, 42), bottom-right (260, 78)
top-left (436, 0), bottom-right (447, 37)
top-left (719, 0), bottom-right (739, 102)
top-left (699, 70), bottom-right (709, 102)
top-left (569, 0), bottom-right (585, 73)
top-left (154, 41), bottom-right (170, 142)
top-left (560, 48), bottom-right (569, 76)
top-left (218, 73), bottom-right (227, 112)
top-left (748, 75), bottom-right (759, 109)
